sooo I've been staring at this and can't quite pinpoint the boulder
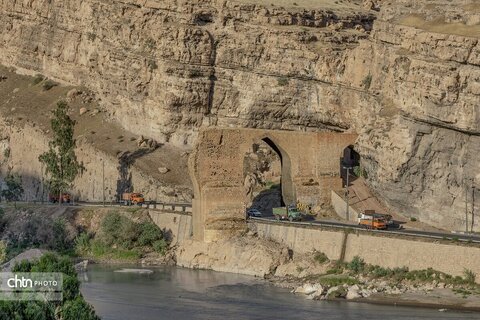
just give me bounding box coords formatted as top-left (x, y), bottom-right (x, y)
top-left (79, 107), bottom-right (88, 115)
top-left (346, 285), bottom-right (361, 300)
top-left (158, 167), bottom-right (169, 174)
top-left (295, 283), bottom-right (323, 295)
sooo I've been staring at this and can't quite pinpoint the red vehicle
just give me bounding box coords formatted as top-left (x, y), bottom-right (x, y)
top-left (49, 193), bottom-right (71, 203)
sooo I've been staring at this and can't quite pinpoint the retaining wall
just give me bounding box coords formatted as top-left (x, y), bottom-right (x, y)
top-left (252, 221), bottom-right (480, 282)
top-left (149, 211), bottom-right (192, 245)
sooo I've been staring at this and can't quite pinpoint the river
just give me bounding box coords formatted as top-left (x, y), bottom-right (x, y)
top-left (80, 265), bottom-right (479, 320)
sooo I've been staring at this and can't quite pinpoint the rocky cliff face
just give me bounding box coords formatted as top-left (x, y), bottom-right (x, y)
top-left (0, 0), bottom-right (478, 230)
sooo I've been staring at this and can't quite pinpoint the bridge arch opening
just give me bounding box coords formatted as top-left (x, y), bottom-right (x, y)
top-left (243, 137), bottom-right (294, 216)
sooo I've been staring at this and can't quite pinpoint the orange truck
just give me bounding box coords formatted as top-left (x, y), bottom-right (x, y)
top-left (121, 192), bottom-right (145, 206)
top-left (358, 210), bottom-right (388, 230)
top-left (358, 216), bottom-right (387, 230)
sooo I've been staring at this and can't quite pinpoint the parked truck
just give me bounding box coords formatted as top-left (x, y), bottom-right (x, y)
top-left (273, 205), bottom-right (303, 222)
top-left (121, 192), bottom-right (145, 206)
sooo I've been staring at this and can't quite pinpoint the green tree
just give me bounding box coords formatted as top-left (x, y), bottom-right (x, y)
top-left (39, 101), bottom-right (84, 202)
top-left (1, 173), bottom-right (24, 204)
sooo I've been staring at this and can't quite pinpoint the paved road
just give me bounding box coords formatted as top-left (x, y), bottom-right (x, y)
top-left (250, 216), bottom-right (480, 244)
top-left (4, 201), bottom-right (480, 243)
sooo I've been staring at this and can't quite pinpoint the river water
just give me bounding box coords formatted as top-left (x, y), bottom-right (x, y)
top-left (80, 265), bottom-right (479, 320)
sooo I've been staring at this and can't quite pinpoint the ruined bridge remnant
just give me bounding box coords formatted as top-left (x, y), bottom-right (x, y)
top-left (189, 128), bottom-right (357, 242)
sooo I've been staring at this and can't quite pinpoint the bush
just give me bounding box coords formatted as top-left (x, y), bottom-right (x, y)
top-left (361, 74), bottom-right (372, 89)
top-left (100, 212), bottom-right (129, 246)
top-left (60, 297), bottom-right (100, 320)
top-left (1, 173), bottom-right (24, 202)
top-left (42, 80), bottom-right (57, 91)
top-left (0, 300), bottom-right (55, 319)
top-left (464, 269), bottom-right (476, 285)
top-left (32, 74), bottom-right (45, 85)
top-left (313, 251), bottom-right (329, 264)
top-left (74, 232), bottom-right (91, 255)
top-left (153, 239), bottom-right (168, 255)
top-left (0, 240), bottom-right (6, 264)
top-left (277, 77), bottom-right (289, 86)
top-left (52, 218), bottom-right (70, 253)
top-left (347, 256), bottom-right (365, 273)
top-left (138, 222), bottom-right (163, 247)
top-left (5, 254), bottom-right (99, 320)
top-left (318, 276), bottom-right (358, 287)
top-left (410, 217), bottom-right (417, 222)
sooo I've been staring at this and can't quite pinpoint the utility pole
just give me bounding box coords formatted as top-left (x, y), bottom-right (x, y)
top-left (343, 165), bottom-right (351, 221)
top-left (40, 162), bottom-right (44, 204)
top-left (102, 159), bottom-right (105, 207)
top-left (465, 179), bottom-right (469, 234)
top-left (471, 185), bottom-right (476, 233)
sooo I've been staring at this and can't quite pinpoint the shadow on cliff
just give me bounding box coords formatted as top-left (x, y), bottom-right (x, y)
top-left (116, 146), bottom-right (161, 200)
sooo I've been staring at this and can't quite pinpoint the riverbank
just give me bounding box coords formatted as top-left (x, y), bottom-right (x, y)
top-left (79, 264), bottom-right (480, 320)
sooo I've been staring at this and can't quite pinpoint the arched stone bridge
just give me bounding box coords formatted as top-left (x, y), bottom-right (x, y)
top-left (189, 128), bottom-right (357, 242)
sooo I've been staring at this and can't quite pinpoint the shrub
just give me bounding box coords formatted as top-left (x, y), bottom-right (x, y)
top-left (410, 217), bottom-right (417, 222)
top-left (313, 251), bottom-right (329, 264)
top-left (42, 80), bottom-right (57, 91)
top-left (32, 74), bottom-right (45, 85)
top-left (0, 240), bottom-right (6, 264)
top-left (1, 173), bottom-right (24, 202)
top-left (52, 218), bottom-right (70, 252)
top-left (74, 233), bottom-right (91, 255)
top-left (100, 212), bottom-right (128, 246)
top-left (347, 256), bottom-right (365, 273)
top-left (60, 297), bottom-right (100, 320)
top-left (277, 77), bottom-right (289, 86)
top-left (361, 74), bottom-right (372, 89)
top-left (153, 239), bottom-right (168, 255)
top-left (326, 267), bottom-right (343, 275)
top-left (7, 254), bottom-right (99, 319)
top-left (137, 222), bottom-right (162, 247)
top-left (3, 147), bottom-right (10, 159)
top-left (464, 269), bottom-right (476, 285)
top-left (318, 276), bottom-right (358, 287)
top-left (148, 60), bottom-right (158, 71)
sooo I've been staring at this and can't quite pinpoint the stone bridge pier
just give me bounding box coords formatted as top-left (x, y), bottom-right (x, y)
top-left (189, 128), bottom-right (357, 242)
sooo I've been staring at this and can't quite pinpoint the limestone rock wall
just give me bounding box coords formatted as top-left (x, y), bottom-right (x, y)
top-left (0, 0), bottom-right (478, 230)
top-left (0, 118), bottom-right (189, 202)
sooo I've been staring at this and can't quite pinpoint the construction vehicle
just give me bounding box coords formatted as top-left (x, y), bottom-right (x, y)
top-left (49, 193), bottom-right (71, 204)
top-left (121, 192), bottom-right (145, 206)
top-left (273, 205), bottom-right (303, 222)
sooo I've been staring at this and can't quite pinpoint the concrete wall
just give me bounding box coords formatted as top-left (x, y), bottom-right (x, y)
top-left (331, 190), bottom-right (359, 222)
top-left (149, 211), bottom-right (192, 245)
top-left (252, 221), bottom-right (480, 281)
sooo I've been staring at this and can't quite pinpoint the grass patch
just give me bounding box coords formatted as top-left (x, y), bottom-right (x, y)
top-left (318, 276), bottom-right (359, 287)
top-left (90, 240), bottom-right (140, 261)
top-left (313, 251), bottom-right (329, 264)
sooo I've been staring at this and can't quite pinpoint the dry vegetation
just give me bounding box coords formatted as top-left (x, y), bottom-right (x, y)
top-left (397, 14), bottom-right (480, 38)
